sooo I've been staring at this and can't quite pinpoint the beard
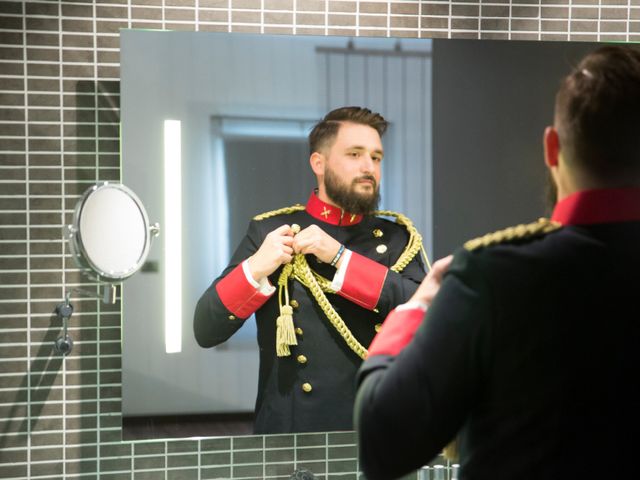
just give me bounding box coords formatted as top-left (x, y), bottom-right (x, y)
top-left (324, 166), bottom-right (380, 216)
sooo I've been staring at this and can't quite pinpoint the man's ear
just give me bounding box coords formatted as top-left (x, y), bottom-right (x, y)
top-left (310, 151), bottom-right (325, 176)
top-left (544, 126), bottom-right (560, 168)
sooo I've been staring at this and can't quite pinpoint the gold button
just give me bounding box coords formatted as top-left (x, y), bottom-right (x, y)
top-left (290, 299), bottom-right (299, 309)
top-left (295, 327), bottom-right (303, 336)
top-left (374, 323), bottom-right (382, 333)
top-left (373, 308), bottom-right (379, 314)
top-left (373, 229), bottom-right (383, 238)
top-left (376, 244), bottom-right (388, 254)
top-left (228, 315), bottom-right (236, 320)
top-left (291, 223), bottom-right (301, 234)
top-left (302, 383), bottom-right (312, 393)
top-left (297, 355), bottom-right (307, 364)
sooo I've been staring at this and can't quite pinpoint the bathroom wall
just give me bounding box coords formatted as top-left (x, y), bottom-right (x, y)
top-left (1, 1), bottom-right (639, 479)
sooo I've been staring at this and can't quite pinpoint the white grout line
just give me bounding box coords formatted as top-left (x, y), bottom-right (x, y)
top-left (324, 0), bottom-right (329, 35)
top-left (627, 0), bottom-right (631, 42)
top-left (567, 0), bottom-right (572, 40)
top-left (197, 437), bottom-right (201, 480)
top-left (386, 0), bottom-right (390, 37)
top-left (195, 0), bottom-right (199, 32)
top-left (292, 0), bottom-right (297, 35)
top-left (324, 432), bottom-right (329, 479)
top-left (538, 0), bottom-right (542, 41)
top-left (164, 439), bottom-right (168, 480)
top-left (597, 0), bottom-right (601, 41)
top-left (417, 0), bottom-right (422, 38)
top-left (260, 0), bottom-right (264, 34)
top-left (448, 0), bottom-right (452, 39)
top-left (478, 0), bottom-right (481, 39)
top-left (508, 0), bottom-right (512, 39)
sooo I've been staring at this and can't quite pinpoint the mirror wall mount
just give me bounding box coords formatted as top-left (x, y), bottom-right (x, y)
top-left (55, 182), bottom-right (160, 356)
top-left (54, 293), bottom-right (74, 356)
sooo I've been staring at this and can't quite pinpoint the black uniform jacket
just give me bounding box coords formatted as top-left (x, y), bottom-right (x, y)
top-left (355, 187), bottom-right (640, 480)
top-left (194, 193), bottom-right (424, 434)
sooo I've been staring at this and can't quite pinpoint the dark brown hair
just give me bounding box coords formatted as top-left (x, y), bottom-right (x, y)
top-left (308, 106), bottom-right (388, 155)
top-left (555, 46), bottom-right (640, 183)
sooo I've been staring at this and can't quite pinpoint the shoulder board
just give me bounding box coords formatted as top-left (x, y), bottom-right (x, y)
top-left (464, 218), bottom-right (562, 251)
top-left (373, 209), bottom-right (414, 225)
top-left (253, 204), bottom-right (305, 221)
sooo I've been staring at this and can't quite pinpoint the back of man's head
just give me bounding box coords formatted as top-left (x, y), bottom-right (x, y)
top-left (308, 106), bottom-right (388, 155)
top-left (555, 46), bottom-right (640, 185)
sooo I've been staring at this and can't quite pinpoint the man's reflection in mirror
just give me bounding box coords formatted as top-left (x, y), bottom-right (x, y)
top-left (194, 106), bottom-right (427, 433)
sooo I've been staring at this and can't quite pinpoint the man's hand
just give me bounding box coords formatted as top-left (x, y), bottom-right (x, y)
top-left (247, 225), bottom-right (294, 280)
top-left (409, 255), bottom-right (454, 306)
top-left (292, 224), bottom-right (343, 265)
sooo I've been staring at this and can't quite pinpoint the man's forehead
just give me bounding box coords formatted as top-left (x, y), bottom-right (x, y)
top-left (334, 122), bottom-right (382, 145)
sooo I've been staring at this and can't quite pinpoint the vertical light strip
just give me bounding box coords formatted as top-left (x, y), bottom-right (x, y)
top-left (164, 120), bottom-right (182, 353)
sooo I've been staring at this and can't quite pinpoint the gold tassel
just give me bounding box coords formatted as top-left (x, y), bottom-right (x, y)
top-left (276, 305), bottom-right (297, 357)
top-left (276, 263), bottom-right (297, 357)
top-left (442, 439), bottom-right (458, 461)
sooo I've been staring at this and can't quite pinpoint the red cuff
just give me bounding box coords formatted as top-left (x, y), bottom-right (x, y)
top-left (338, 251), bottom-right (387, 310)
top-left (368, 307), bottom-right (425, 356)
top-left (215, 264), bottom-right (273, 318)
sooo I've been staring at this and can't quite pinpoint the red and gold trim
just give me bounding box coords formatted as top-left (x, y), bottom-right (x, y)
top-left (368, 306), bottom-right (425, 356)
top-left (552, 187), bottom-right (640, 226)
top-left (337, 251), bottom-right (387, 310)
top-left (305, 191), bottom-right (363, 226)
top-left (215, 264), bottom-right (273, 318)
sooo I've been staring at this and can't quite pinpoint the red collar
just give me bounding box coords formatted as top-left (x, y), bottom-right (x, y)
top-left (305, 192), bottom-right (364, 226)
top-left (551, 188), bottom-right (640, 226)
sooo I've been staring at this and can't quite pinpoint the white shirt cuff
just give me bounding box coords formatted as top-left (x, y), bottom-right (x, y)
top-left (396, 300), bottom-right (429, 312)
top-left (242, 260), bottom-right (276, 296)
top-left (330, 249), bottom-right (352, 291)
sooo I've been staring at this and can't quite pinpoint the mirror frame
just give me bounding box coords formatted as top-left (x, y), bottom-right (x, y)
top-left (67, 181), bottom-right (153, 282)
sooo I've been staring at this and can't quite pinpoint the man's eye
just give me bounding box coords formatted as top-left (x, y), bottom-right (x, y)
top-left (349, 152), bottom-right (360, 157)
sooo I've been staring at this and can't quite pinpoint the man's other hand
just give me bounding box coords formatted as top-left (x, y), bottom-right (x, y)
top-left (409, 255), bottom-right (453, 306)
top-left (293, 225), bottom-right (343, 265)
top-left (247, 225), bottom-right (295, 280)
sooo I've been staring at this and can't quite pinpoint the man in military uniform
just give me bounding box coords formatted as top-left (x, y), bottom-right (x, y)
top-left (194, 106), bottom-right (426, 434)
top-left (355, 46), bottom-right (640, 479)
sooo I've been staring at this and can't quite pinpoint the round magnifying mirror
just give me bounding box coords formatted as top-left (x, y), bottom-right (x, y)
top-left (67, 182), bottom-right (158, 282)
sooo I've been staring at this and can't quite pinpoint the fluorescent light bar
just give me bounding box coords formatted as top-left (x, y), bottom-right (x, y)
top-left (164, 120), bottom-right (182, 353)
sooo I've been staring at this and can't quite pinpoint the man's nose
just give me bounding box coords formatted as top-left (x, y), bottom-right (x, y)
top-left (360, 153), bottom-right (375, 172)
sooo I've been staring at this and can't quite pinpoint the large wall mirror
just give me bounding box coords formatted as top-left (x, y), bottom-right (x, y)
top-left (120, 30), bottom-right (600, 441)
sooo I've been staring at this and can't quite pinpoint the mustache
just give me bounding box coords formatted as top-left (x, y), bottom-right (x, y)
top-left (352, 175), bottom-right (377, 188)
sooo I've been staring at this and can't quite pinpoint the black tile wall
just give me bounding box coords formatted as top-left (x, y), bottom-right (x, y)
top-left (1, 1), bottom-right (639, 479)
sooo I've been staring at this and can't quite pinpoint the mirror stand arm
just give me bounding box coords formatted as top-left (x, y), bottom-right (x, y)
top-left (68, 284), bottom-right (118, 305)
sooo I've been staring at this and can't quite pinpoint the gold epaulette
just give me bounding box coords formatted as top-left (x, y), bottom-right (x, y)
top-left (464, 218), bottom-right (562, 251)
top-left (253, 204), bottom-right (306, 221)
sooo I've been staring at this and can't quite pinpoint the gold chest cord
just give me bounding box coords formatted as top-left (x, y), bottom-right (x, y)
top-left (273, 210), bottom-right (430, 359)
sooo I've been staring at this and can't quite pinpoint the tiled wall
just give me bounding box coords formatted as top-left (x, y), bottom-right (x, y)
top-left (1, 1), bottom-right (638, 479)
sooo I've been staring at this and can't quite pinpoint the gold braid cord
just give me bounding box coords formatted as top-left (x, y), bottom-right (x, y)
top-left (464, 218), bottom-right (562, 251)
top-left (257, 206), bottom-right (430, 360)
top-left (253, 204), bottom-right (305, 221)
top-left (292, 254), bottom-right (369, 359)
